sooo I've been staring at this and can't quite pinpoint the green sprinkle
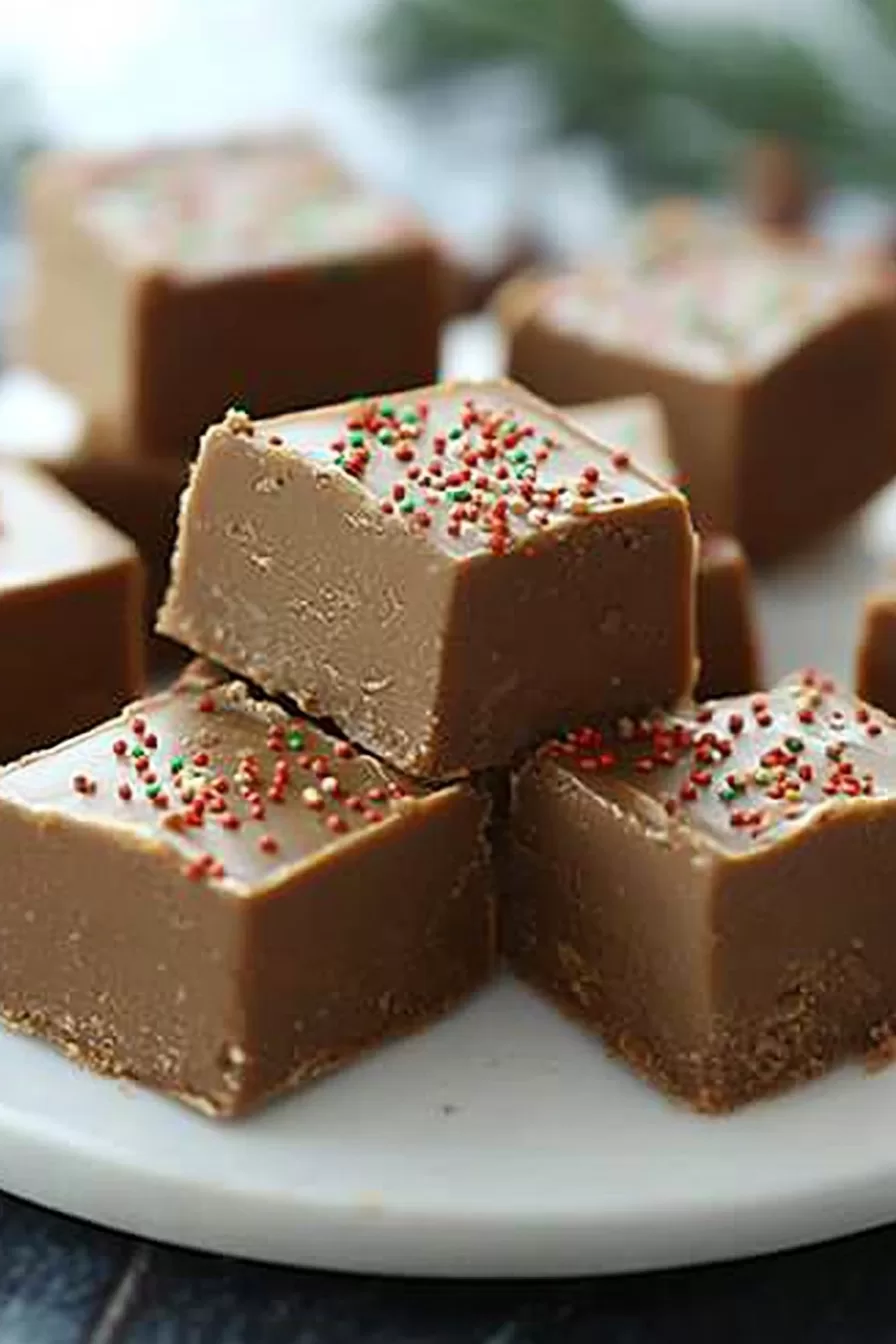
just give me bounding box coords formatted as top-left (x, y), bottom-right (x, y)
top-left (400, 408), bottom-right (418, 425)
top-left (753, 768), bottom-right (772, 787)
top-left (399, 499), bottom-right (416, 515)
top-left (785, 736), bottom-right (804, 753)
top-left (287, 731), bottom-right (304, 751)
top-left (448, 426), bottom-right (463, 440)
top-left (145, 783), bottom-right (161, 799)
top-left (377, 428), bottom-right (395, 446)
top-left (511, 448), bottom-right (529, 464)
top-left (170, 756), bottom-right (185, 775)
top-left (131, 746), bottom-right (146, 759)
top-left (380, 401), bottom-right (395, 418)
top-left (348, 431), bottom-right (365, 448)
top-left (447, 487), bottom-right (472, 503)
top-left (718, 785), bottom-right (738, 803)
top-left (334, 454), bottom-right (345, 467)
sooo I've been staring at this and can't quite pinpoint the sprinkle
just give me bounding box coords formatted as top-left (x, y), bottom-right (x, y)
top-left (258, 834), bottom-right (279, 855)
top-left (72, 773), bottom-right (96, 795)
top-left (112, 739), bottom-right (127, 757)
top-left (132, 717), bottom-right (146, 736)
top-left (198, 693), bottom-right (216, 713)
top-left (326, 815), bottom-right (348, 835)
top-left (118, 782), bottom-right (132, 802)
top-left (301, 786), bottom-right (324, 811)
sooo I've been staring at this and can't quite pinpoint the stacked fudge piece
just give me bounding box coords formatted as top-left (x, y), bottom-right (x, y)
top-left (20, 134), bottom-right (443, 660)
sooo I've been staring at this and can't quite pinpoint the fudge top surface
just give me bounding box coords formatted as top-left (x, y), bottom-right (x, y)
top-left (0, 461), bottom-right (136, 594)
top-left (538, 672), bottom-right (896, 858)
top-left (532, 209), bottom-right (883, 381)
top-left (0, 674), bottom-right (434, 894)
top-left (215, 379), bottom-right (683, 562)
top-left (59, 138), bottom-right (425, 274)
top-left (568, 396), bottom-right (673, 485)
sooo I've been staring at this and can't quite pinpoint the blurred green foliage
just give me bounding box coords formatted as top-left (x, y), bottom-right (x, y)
top-left (372, 0), bottom-right (896, 189)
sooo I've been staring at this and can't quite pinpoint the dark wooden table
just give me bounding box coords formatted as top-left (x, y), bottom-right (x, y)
top-left (3, 1188), bottom-right (895, 1342)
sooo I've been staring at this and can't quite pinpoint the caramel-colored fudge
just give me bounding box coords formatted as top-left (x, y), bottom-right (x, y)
top-left (159, 380), bottom-right (696, 779)
top-left (504, 673), bottom-right (896, 1112)
top-left (569, 397), bottom-right (761, 700)
top-left (0, 462), bottom-right (143, 762)
top-left (857, 590), bottom-right (896, 717)
top-left (693, 535), bottom-right (761, 701)
top-left (499, 209), bottom-right (896, 563)
top-left (45, 453), bottom-right (188, 668)
top-left (24, 135), bottom-right (442, 460)
top-left (0, 667), bottom-right (494, 1116)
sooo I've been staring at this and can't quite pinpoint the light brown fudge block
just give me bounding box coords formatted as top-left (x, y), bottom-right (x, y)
top-left (857, 589), bottom-right (896, 718)
top-left (569, 397), bottom-right (761, 700)
top-left (0, 666), bottom-right (495, 1116)
top-left (158, 380), bottom-right (697, 779)
top-left (498, 206), bottom-right (896, 563)
top-left (504, 672), bottom-right (896, 1112)
top-left (45, 452), bottom-right (188, 670)
top-left (0, 462), bottom-right (143, 762)
top-left (23, 134), bottom-right (442, 461)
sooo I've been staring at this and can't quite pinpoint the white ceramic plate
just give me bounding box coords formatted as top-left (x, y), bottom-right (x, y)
top-left (0, 356), bottom-right (895, 1277)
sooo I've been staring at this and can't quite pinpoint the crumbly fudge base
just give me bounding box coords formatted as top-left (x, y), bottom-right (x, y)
top-left (512, 943), bottom-right (890, 1113)
top-left (0, 980), bottom-right (483, 1119)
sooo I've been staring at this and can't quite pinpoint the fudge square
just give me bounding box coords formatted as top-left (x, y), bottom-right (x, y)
top-left (503, 672), bottom-right (896, 1112)
top-left (498, 209), bottom-right (896, 563)
top-left (24, 135), bottom-right (442, 460)
top-left (0, 462), bottom-right (143, 763)
top-left (46, 451), bottom-right (188, 670)
top-left (158, 379), bottom-right (697, 779)
top-left (0, 665), bottom-right (494, 1116)
top-left (569, 396), bottom-right (761, 700)
top-left (857, 589), bottom-right (896, 718)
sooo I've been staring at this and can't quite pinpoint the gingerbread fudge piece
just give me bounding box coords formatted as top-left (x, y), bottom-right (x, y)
top-left (693, 535), bottom-right (761, 701)
top-left (504, 672), bottom-right (896, 1112)
top-left (0, 668), bottom-right (494, 1116)
top-left (570, 397), bottom-right (761, 700)
top-left (45, 453), bottom-right (188, 669)
top-left (0, 462), bottom-right (143, 762)
top-left (158, 380), bottom-right (696, 779)
top-left (857, 590), bottom-right (896, 718)
top-left (24, 134), bottom-right (442, 460)
top-left (499, 208), bottom-right (896, 563)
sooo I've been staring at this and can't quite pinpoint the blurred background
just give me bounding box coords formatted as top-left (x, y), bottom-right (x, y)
top-left (4, 0), bottom-right (896, 339)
